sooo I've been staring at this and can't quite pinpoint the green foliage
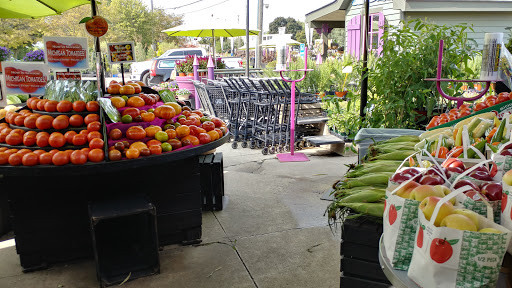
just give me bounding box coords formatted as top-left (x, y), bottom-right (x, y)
top-left (322, 93), bottom-right (361, 139)
top-left (268, 17), bottom-right (304, 41)
top-left (506, 31), bottom-right (512, 53)
top-left (366, 18), bottom-right (480, 130)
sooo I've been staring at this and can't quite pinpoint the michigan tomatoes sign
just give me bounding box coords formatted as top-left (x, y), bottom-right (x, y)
top-left (43, 36), bottom-right (89, 70)
top-left (1, 62), bottom-right (50, 95)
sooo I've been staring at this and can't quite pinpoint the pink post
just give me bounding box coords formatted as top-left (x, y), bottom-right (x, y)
top-left (193, 55), bottom-right (199, 81)
top-left (207, 56), bottom-right (214, 81)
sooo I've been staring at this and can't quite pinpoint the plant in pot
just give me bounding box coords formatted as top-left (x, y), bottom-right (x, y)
top-left (0, 46), bottom-right (13, 71)
top-left (176, 56), bottom-right (194, 76)
top-left (176, 88), bottom-right (191, 100)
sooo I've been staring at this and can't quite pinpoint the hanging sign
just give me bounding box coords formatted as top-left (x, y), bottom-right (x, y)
top-left (299, 44), bottom-right (305, 58)
top-left (2, 62), bottom-right (50, 95)
top-left (55, 71), bottom-right (82, 80)
top-left (43, 36), bottom-right (89, 70)
top-left (107, 42), bottom-right (136, 64)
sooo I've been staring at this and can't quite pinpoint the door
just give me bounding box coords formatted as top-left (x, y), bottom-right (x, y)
top-left (346, 14), bottom-right (361, 60)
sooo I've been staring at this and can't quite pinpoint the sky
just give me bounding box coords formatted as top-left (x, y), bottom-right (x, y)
top-left (141, 0), bottom-right (334, 32)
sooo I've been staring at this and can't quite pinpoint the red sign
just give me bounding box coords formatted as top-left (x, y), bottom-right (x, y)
top-left (4, 67), bottom-right (48, 93)
top-left (56, 71), bottom-right (81, 80)
top-left (46, 41), bottom-right (86, 67)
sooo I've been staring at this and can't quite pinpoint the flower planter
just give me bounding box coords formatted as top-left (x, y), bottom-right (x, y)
top-left (175, 75), bottom-right (196, 104)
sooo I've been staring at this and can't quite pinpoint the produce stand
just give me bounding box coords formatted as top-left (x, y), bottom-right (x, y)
top-left (0, 133), bottom-right (228, 272)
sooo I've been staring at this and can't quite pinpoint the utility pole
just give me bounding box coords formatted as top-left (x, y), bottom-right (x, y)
top-left (256, 0), bottom-right (263, 68)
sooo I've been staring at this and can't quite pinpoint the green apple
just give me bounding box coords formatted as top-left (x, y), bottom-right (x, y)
top-left (453, 208), bottom-right (480, 230)
top-left (410, 185), bottom-right (445, 202)
top-left (395, 181), bottom-right (420, 199)
top-left (440, 214), bottom-right (477, 231)
top-left (478, 228), bottom-right (502, 234)
top-left (503, 169), bottom-right (512, 186)
top-left (419, 196), bottom-right (455, 226)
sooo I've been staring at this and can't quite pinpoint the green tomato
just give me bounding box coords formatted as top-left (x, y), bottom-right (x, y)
top-left (161, 142), bottom-right (172, 152)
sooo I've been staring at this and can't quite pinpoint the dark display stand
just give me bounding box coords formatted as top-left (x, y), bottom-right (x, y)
top-left (0, 135), bottom-right (228, 272)
top-left (199, 152), bottom-right (225, 211)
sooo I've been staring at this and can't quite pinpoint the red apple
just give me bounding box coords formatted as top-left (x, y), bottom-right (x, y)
top-left (390, 171), bottom-right (415, 184)
top-left (480, 182), bottom-right (502, 201)
top-left (501, 149), bottom-right (512, 156)
top-left (442, 158), bottom-right (465, 171)
top-left (469, 170), bottom-right (492, 181)
top-left (419, 174), bottom-right (445, 185)
top-left (446, 166), bottom-right (464, 175)
top-left (464, 190), bottom-right (489, 201)
top-left (453, 179), bottom-right (480, 192)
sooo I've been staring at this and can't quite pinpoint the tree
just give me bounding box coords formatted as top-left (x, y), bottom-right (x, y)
top-left (268, 17), bottom-right (304, 41)
top-left (0, 18), bottom-right (46, 59)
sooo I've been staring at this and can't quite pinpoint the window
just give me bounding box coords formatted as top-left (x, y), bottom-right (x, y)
top-left (186, 50), bottom-right (203, 56)
top-left (169, 51), bottom-right (184, 56)
top-left (368, 13), bottom-right (382, 51)
top-left (159, 60), bottom-right (176, 69)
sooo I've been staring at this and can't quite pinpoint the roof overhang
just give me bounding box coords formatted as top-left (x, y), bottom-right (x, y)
top-left (305, 0), bottom-right (350, 29)
top-left (395, 0), bottom-right (512, 12)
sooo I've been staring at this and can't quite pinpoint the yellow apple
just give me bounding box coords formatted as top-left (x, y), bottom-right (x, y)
top-left (433, 185), bottom-right (456, 205)
top-left (440, 214), bottom-right (477, 231)
top-left (478, 228), bottom-right (502, 234)
top-left (410, 185), bottom-right (445, 202)
top-left (419, 196), bottom-right (455, 226)
top-left (395, 181), bottom-right (420, 199)
top-left (453, 208), bottom-right (480, 230)
top-left (503, 169), bottom-right (512, 186)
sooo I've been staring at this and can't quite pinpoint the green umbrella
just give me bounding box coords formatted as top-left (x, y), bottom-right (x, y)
top-left (0, 0), bottom-right (91, 19)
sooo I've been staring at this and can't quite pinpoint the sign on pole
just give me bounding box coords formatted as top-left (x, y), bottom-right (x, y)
top-left (1, 62), bottom-right (50, 97)
top-left (43, 36), bottom-right (89, 70)
top-left (299, 44), bottom-right (305, 58)
top-left (107, 42), bottom-right (136, 64)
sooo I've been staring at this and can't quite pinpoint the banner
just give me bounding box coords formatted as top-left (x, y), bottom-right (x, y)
top-left (43, 36), bottom-right (89, 70)
top-left (2, 62), bottom-right (50, 96)
top-left (107, 41), bottom-right (136, 64)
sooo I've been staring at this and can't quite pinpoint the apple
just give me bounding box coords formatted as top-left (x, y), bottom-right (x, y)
top-left (401, 168), bottom-right (421, 177)
top-left (503, 169), bottom-right (512, 186)
top-left (440, 214), bottom-right (477, 231)
top-left (390, 171), bottom-right (415, 184)
top-left (464, 190), bottom-right (490, 202)
top-left (503, 143), bottom-right (512, 150)
top-left (446, 166), bottom-right (464, 175)
top-left (395, 181), bottom-right (420, 199)
top-left (500, 149), bottom-right (512, 156)
top-left (442, 158), bottom-right (465, 171)
top-left (469, 170), bottom-right (493, 181)
top-left (452, 208), bottom-right (480, 230)
top-left (419, 174), bottom-right (445, 186)
top-left (478, 228), bottom-right (502, 234)
top-left (433, 185), bottom-right (456, 205)
top-left (453, 179), bottom-right (480, 192)
top-left (430, 238), bottom-right (455, 264)
top-left (424, 166), bottom-right (447, 178)
top-left (480, 182), bottom-right (502, 201)
top-left (410, 185), bottom-right (446, 202)
top-left (419, 196), bottom-right (455, 226)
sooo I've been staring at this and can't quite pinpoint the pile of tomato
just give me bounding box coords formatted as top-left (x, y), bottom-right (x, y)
top-left (0, 97), bottom-right (104, 166)
top-left (426, 92), bottom-right (512, 130)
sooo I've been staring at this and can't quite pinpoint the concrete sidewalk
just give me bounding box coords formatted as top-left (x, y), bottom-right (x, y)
top-left (0, 144), bottom-right (357, 288)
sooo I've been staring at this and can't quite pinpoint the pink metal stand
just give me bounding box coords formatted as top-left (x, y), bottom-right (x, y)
top-left (424, 39), bottom-right (492, 108)
top-left (276, 47), bottom-right (312, 162)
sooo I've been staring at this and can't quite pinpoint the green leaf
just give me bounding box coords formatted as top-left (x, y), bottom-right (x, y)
top-left (447, 239), bottom-right (459, 246)
top-left (79, 17), bottom-right (92, 24)
top-left (396, 206), bottom-right (402, 211)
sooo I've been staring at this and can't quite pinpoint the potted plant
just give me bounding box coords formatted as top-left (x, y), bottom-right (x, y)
top-left (175, 56), bottom-right (194, 76)
top-left (0, 46), bottom-right (13, 71)
top-left (176, 88), bottom-right (191, 100)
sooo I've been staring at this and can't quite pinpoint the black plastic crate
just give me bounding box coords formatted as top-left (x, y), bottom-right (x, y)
top-left (340, 275), bottom-right (392, 288)
top-left (157, 209), bottom-right (202, 245)
top-left (89, 195), bottom-right (160, 287)
top-left (0, 190), bottom-right (11, 237)
top-left (199, 152), bottom-right (224, 211)
top-left (340, 241), bottom-right (380, 263)
top-left (341, 257), bottom-right (390, 283)
top-left (341, 216), bottom-right (383, 248)
top-left (158, 226), bottom-right (202, 246)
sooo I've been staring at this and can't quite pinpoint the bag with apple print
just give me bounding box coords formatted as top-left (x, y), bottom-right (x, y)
top-left (383, 151), bottom-right (451, 270)
top-left (450, 159), bottom-right (502, 224)
top-left (500, 168), bottom-right (512, 236)
top-left (408, 185), bottom-right (512, 288)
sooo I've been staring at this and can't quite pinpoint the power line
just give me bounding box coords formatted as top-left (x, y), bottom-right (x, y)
top-left (174, 0), bottom-right (232, 14)
top-left (164, 0), bottom-right (208, 10)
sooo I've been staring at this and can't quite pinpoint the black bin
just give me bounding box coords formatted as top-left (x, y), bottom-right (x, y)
top-left (89, 194), bottom-right (160, 287)
top-left (199, 152), bottom-right (225, 211)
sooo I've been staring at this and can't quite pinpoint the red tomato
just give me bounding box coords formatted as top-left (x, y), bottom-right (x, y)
top-left (36, 115), bottom-right (54, 130)
top-left (32, 149), bottom-right (46, 157)
top-left (202, 121), bottom-right (216, 132)
top-left (474, 102), bottom-right (489, 112)
top-left (70, 150), bottom-right (88, 165)
top-left (5, 133), bottom-right (23, 146)
top-left (57, 100), bottom-right (73, 113)
top-left (22, 152), bottom-right (39, 166)
top-left (38, 152), bottom-right (53, 165)
top-left (49, 132), bottom-right (66, 148)
top-left (497, 92), bottom-right (510, 104)
top-left (36, 132), bottom-right (50, 147)
top-left (86, 101), bottom-right (100, 112)
top-left (72, 133), bottom-right (88, 146)
top-left (13, 114), bottom-right (27, 126)
top-left (89, 138), bottom-right (104, 149)
top-left (52, 151), bottom-right (69, 166)
top-left (88, 148), bottom-right (105, 162)
top-left (84, 114), bottom-right (100, 125)
top-left (69, 114), bottom-right (84, 127)
top-left (22, 131), bottom-right (37, 146)
top-left (149, 145), bottom-right (162, 155)
top-left (8, 153), bottom-right (22, 166)
top-left (64, 131), bottom-right (78, 145)
top-left (87, 131), bottom-right (102, 142)
top-left (87, 121), bottom-right (102, 132)
top-left (126, 126), bottom-right (146, 140)
top-left (72, 100), bottom-right (86, 112)
top-left (0, 152), bottom-right (9, 165)
top-left (23, 115), bottom-right (39, 129)
top-left (198, 133), bottom-right (212, 144)
top-left (44, 100), bottom-right (58, 112)
top-left (52, 116), bottom-right (70, 130)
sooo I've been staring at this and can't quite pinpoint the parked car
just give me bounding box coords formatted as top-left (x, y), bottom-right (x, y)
top-left (222, 57), bottom-right (243, 69)
top-left (149, 57), bottom-right (178, 86)
top-left (129, 47), bottom-right (207, 86)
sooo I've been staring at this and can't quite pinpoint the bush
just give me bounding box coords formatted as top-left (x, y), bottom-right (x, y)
top-left (0, 46), bottom-right (13, 61)
top-left (23, 49), bottom-right (44, 62)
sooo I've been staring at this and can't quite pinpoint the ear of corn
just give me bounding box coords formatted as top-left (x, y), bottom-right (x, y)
top-left (368, 150), bottom-right (416, 161)
top-left (337, 190), bottom-right (386, 203)
top-left (378, 135), bottom-right (420, 144)
top-left (336, 202), bottom-right (385, 218)
top-left (341, 172), bottom-right (394, 188)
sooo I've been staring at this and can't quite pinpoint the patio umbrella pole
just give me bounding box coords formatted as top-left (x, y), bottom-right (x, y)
top-left (359, 0), bottom-right (369, 121)
top-left (246, 0), bottom-right (250, 77)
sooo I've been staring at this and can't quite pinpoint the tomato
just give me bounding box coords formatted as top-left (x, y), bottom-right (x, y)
top-left (22, 131), bottom-right (37, 146)
top-left (125, 148), bottom-right (140, 159)
top-left (207, 130), bottom-right (220, 141)
top-left (198, 133), bottom-right (212, 144)
top-left (69, 114), bottom-right (84, 127)
top-left (175, 125), bottom-right (190, 139)
top-left (88, 148), bottom-right (104, 162)
top-left (474, 102), bottom-right (489, 112)
top-left (52, 116), bottom-right (69, 130)
top-left (484, 95), bottom-right (497, 107)
top-left (458, 109), bottom-right (471, 118)
top-left (49, 132), bottom-right (66, 148)
top-left (497, 92), bottom-right (510, 104)
top-left (5, 112), bottom-right (19, 124)
top-left (23, 114), bottom-right (39, 129)
top-left (26, 97), bottom-right (38, 109)
top-left (218, 126), bottom-right (228, 136)
top-left (158, 106), bottom-right (176, 120)
top-left (36, 132), bottom-right (50, 147)
top-left (86, 101), bottom-right (100, 112)
top-left (191, 110), bottom-right (203, 117)
top-left (5, 149), bottom-right (18, 156)
top-left (22, 152), bottom-right (39, 166)
top-left (140, 148), bottom-right (151, 157)
top-left (87, 131), bottom-right (102, 142)
top-left (36, 99), bottom-right (48, 111)
top-left (214, 128), bottom-right (224, 137)
top-left (87, 121), bottom-right (101, 132)
top-left (84, 114), bottom-right (100, 125)
top-left (202, 121), bottom-right (215, 132)
top-left (52, 151), bottom-right (69, 166)
top-left (109, 128), bottom-right (122, 140)
top-left (145, 125), bottom-right (162, 138)
top-left (38, 152), bottom-right (53, 165)
top-left (122, 107), bottom-right (141, 119)
top-left (146, 139), bottom-right (162, 147)
top-left (72, 100), bottom-right (86, 112)
top-left (141, 112), bottom-right (155, 122)
top-left (35, 115), bottom-right (54, 130)
top-left (32, 149), bottom-right (46, 157)
top-left (81, 147), bottom-right (91, 157)
top-left (57, 100), bottom-right (73, 113)
top-left (8, 153), bottom-right (22, 166)
top-left (182, 110), bottom-right (191, 117)
top-left (70, 150), bottom-right (88, 165)
top-left (29, 98), bottom-right (41, 110)
top-left (126, 126), bottom-right (146, 140)
top-left (167, 138), bottom-right (182, 150)
top-left (0, 152), bottom-right (8, 165)
top-left (5, 133), bottom-right (23, 146)
top-left (17, 149), bottom-right (31, 156)
top-left (89, 138), bottom-right (104, 149)
top-left (13, 114), bottom-right (27, 126)
top-left (108, 149), bottom-right (122, 161)
top-left (181, 135), bottom-right (199, 146)
top-left (11, 129), bottom-right (25, 136)
top-left (44, 100), bottom-right (58, 112)
top-left (165, 129), bottom-right (177, 139)
top-left (72, 133), bottom-right (88, 146)
top-left (49, 149), bottom-right (59, 156)
top-left (149, 145), bottom-right (162, 155)
top-left (64, 131), bottom-right (78, 145)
